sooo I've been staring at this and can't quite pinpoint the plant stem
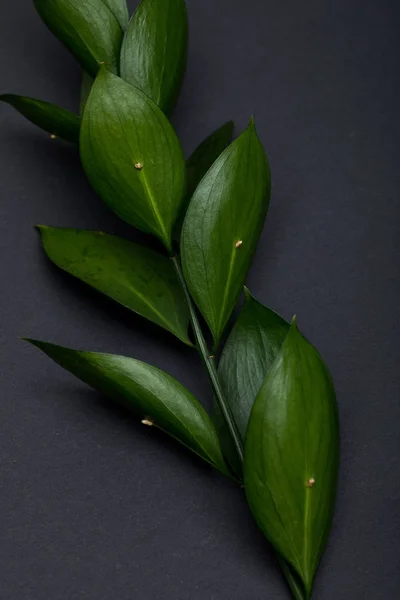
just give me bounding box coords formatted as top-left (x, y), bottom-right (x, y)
top-left (171, 255), bottom-right (244, 465)
top-left (172, 256), bottom-right (302, 600)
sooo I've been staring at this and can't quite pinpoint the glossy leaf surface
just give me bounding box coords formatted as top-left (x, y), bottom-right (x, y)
top-left (244, 319), bottom-right (339, 599)
top-left (120, 0), bottom-right (188, 114)
top-left (34, 0), bottom-right (123, 76)
top-left (103, 0), bottom-right (129, 30)
top-left (0, 95), bottom-right (80, 143)
top-left (38, 226), bottom-right (191, 345)
top-left (181, 120), bottom-right (271, 348)
top-left (174, 121), bottom-right (234, 238)
top-left (26, 340), bottom-right (230, 476)
top-left (215, 289), bottom-right (289, 474)
top-left (80, 68), bottom-right (186, 253)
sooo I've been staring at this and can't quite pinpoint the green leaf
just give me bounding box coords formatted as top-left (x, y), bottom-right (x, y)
top-left (80, 68), bottom-right (186, 253)
top-left (120, 0), bottom-right (188, 114)
top-left (25, 339), bottom-right (231, 477)
top-left (215, 288), bottom-right (289, 475)
top-left (79, 72), bottom-right (94, 115)
top-left (181, 120), bottom-right (271, 349)
top-left (38, 226), bottom-right (192, 346)
top-left (174, 121), bottom-right (235, 239)
top-left (0, 95), bottom-right (80, 143)
top-left (216, 290), bottom-right (306, 597)
top-left (34, 0), bottom-right (123, 76)
top-left (244, 319), bottom-right (339, 599)
top-left (103, 0), bottom-right (129, 30)
top-left (186, 121), bottom-right (235, 200)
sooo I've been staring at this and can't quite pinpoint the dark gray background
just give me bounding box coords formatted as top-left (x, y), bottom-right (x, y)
top-left (1, 0), bottom-right (399, 598)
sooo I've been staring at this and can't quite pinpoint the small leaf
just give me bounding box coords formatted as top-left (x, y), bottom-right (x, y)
top-left (34, 0), bottom-right (123, 76)
top-left (25, 339), bottom-right (231, 477)
top-left (80, 68), bottom-right (186, 253)
top-left (181, 120), bottom-right (271, 348)
top-left (174, 121), bottom-right (235, 239)
top-left (38, 226), bottom-right (192, 346)
top-left (244, 319), bottom-right (339, 599)
top-left (103, 0), bottom-right (129, 30)
top-left (120, 0), bottom-right (188, 114)
top-left (79, 72), bottom-right (94, 115)
top-left (0, 95), bottom-right (80, 143)
top-left (215, 288), bottom-right (289, 474)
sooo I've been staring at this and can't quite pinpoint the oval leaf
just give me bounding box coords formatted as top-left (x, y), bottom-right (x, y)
top-left (174, 121), bottom-right (234, 239)
top-left (120, 0), bottom-right (188, 114)
top-left (0, 95), bottom-right (80, 143)
top-left (244, 319), bottom-right (339, 599)
top-left (25, 339), bottom-right (230, 477)
top-left (34, 0), bottom-right (123, 76)
top-left (38, 226), bottom-right (192, 346)
top-left (80, 68), bottom-right (186, 253)
top-left (215, 288), bottom-right (290, 474)
top-left (181, 120), bottom-right (271, 348)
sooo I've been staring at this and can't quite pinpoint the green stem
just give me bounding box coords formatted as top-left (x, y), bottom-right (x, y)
top-left (172, 255), bottom-right (302, 600)
top-left (171, 255), bottom-right (244, 465)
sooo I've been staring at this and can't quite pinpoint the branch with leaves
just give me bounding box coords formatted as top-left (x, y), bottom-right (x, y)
top-left (1, 1), bottom-right (340, 598)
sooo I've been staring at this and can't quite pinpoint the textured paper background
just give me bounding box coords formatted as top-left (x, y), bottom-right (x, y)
top-left (1, 0), bottom-right (399, 597)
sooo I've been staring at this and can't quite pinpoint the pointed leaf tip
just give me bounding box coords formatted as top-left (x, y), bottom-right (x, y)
top-left (181, 124), bottom-right (271, 347)
top-left (243, 286), bottom-right (253, 300)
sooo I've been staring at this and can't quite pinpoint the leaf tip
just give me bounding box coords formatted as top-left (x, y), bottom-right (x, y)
top-left (20, 336), bottom-right (36, 345)
top-left (243, 286), bottom-right (253, 300)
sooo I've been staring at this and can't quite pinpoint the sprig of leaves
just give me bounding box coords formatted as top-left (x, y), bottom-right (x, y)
top-left (2, 1), bottom-right (340, 598)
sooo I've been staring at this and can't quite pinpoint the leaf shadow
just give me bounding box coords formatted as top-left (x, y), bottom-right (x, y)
top-left (82, 386), bottom-right (284, 587)
top-left (70, 386), bottom-right (224, 482)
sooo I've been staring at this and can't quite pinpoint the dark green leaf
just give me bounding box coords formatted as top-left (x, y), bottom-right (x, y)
top-left (244, 319), bottom-right (339, 599)
top-left (38, 226), bottom-right (192, 346)
top-left (186, 121), bottom-right (235, 200)
top-left (215, 288), bottom-right (290, 474)
top-left (79, 72), bottom-right (94, 115)
top-left (120, 0), bottom-right (188, 114)
top-left (34, 0), bottom-right (123, 76)
top-left (25, 339), bottom-right (230, 477)
top-left (103, 0), bottom-right (129, 30)
top-left (80, 68), bottom-right (186, 253)
top-left (181, 120), bottom-right (271, 349)
top-left (0, 95), bottom-right (80, 143)
top-left (174, 121), bottom-right (235, 239)
top-left (216, 290), bottom-right (306, 597)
